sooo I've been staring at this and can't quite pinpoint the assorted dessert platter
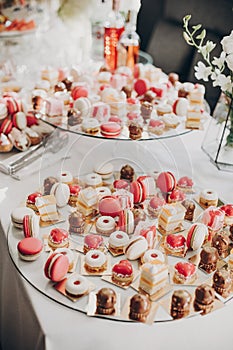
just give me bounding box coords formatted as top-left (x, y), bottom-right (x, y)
top-left (0, 61), bottom-right (209, 154)
top-left (8, 165), bottom-right (233, 324)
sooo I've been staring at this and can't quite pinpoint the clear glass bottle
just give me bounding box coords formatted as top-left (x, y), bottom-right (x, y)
top-left (104, 0), bottom-right (125, 71)
top-left (117, 10), bottom-right (140, 70)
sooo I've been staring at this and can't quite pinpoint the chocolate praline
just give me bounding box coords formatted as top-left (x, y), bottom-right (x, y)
top-left (96, 288), bottom-right (116, 315)
top-left (129, 293), bottom-right (151, 322)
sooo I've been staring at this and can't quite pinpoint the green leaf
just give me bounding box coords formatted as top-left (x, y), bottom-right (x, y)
top-left (183, 32), bottom-right (192, 44)
top-left (196, 29), bottom-right (206, 40)
top-left (183, 14), bottom-right (191, 24)
top-left (192, 24), bottom-right (202, 31)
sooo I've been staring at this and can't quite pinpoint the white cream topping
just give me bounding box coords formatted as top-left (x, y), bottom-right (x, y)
top-left (109, 231), bottom-right (129, 248)
top-left (84, 249), bottom-right (106, 268)
top-left (65, 273), bottom-right (89, 295)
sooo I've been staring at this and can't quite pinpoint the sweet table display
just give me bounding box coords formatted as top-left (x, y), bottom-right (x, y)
top-left (6, 156), bottom-right (233, 325)
top-left (0, 35), bottom-right (231, 350)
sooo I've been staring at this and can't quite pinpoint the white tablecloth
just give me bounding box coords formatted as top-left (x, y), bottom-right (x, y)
top-left (1, 124), bottom-right (233, 350)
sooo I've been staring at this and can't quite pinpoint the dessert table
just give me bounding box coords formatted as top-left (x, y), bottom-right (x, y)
top-left (0, 121), bottom-right (233, 350)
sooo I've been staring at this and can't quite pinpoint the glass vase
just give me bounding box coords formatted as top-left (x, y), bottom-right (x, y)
top-left (201, 93), bottom-right (233, 172)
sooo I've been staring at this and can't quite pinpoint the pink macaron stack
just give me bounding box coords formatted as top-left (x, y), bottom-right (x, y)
top-left (156, 171), bottom-right (177, 201)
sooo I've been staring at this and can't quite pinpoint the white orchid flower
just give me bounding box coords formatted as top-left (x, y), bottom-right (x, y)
top-left (212, 52), bottom-right (226, 70)
top-left (221, 30), bottom-right (233, 55)
top-left (194, 61), bottom-right (212, 81)
top-left (213, 74), bottom-right (232, 92)
top-left (226, 53), bottom-right (233, 72)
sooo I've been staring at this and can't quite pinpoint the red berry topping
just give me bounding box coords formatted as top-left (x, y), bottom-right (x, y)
top-left (174, 261), bottom-right (196, 277)
top-left (112, 260), bottom-right (133, 275)
top-left (166, 234), bottom-right (186, 248)
top-left (27, 192), bottom-right (42, 204)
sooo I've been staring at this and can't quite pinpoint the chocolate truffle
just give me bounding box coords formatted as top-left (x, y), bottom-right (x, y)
top-left (198, 246), bottom-right (219, 273)
top-left (212, 269), bottom-right (232, 298)
top-left (120, 164), bottom-right (135, 182)
top-left (67, 108), bottom-right (82, 126)
top-left (68, 211), bottom-right (85, 235)
top-left (140, 101), bottom-right (153, 123)
top-left (129, 293), bottom-right (151, 322)
top-left (193, 283), bottom-right (215, 314)
top-left (54, 81), bottom-right (66, 92)
top-left (170, 289), bottom-right (192, 319)
top-left (182, 199), bottom-right (196, 221)
top-left (128, 121), bottom-right (143, 140)
top-left (96, 288), bottom-right (116, 315)
top-left (212, 231), bottom-right (230, 258)
top-left (62, 77), bottom-right (73, 91)
top-left (43, 176), bottom-right (58, 195)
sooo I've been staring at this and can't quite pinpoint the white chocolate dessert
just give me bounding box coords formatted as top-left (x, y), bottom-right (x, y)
top-left (35, 195), bottom-right (59, 222)
top-left (139, 261), bottom-right (169, 295)
top-left (158, 203), bottom-right (186, 234)
top-left (77, 187), bottom-right (98, 217)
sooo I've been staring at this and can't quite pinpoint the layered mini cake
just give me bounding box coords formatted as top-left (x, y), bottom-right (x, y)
top-left (139, 261), bottom-right (168, 295)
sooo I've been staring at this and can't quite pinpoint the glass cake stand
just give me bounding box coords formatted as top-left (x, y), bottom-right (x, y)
top-left (5, 126), bottom-right (231, 323)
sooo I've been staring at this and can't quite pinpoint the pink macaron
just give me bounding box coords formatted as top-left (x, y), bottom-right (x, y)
top-left (156, 171), bottom-right (176, 193)
top-left (98, 196), bottom-right (122, 218)
top-left (5, 97), bottom-right (21, 115)
top-left (12, 111), bottom-right (27, 130)
top-left (17, 237), bottom-right (43, 261)
top-left (100, 122), bottom-right (121, 138)
top-left (71, 85), bottom-right (88, 100)
top-left (44, 252), bottom-right (69, 282)
top-left (172, 97), bottom-right (189, 116)
top-left (130, 179), bottom-right (147, 204)
top-left (0, 118), bottom-right (13, 135)
top-left (26, 111), bottom-right (39, 126)
top-left (23, 214), bottom-right (40, 238)
top-left (186, 223), bottom-right (207, 251)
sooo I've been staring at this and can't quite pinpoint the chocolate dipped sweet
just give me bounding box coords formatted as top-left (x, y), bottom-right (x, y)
top-left (212, 231), bottom-right (230, 258)
top-left (212, 269), bottom-right (232, 298)
top-left (120, 164), bottom-right (135, 183)
top-left (198, 246), bottom-right (219, 273)
top-left (129, 293), bottom-right (151, 323)
top-left (170, 290), bottom-right (192, 319)
top-left (96, 288), bottom-right (116, 315)
top-left (194, 284), bottom-right (215, 314)
top-left (68, 211), bottom-right (85, 235)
